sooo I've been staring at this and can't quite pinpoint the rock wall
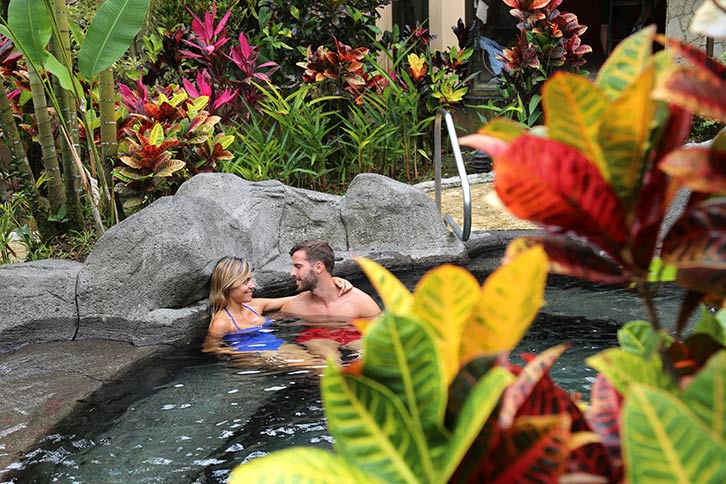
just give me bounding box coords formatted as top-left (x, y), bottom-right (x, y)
top-left (666, 0), bottom-right (725, 58)
top-left (0, 173), bottom-right (466, 351)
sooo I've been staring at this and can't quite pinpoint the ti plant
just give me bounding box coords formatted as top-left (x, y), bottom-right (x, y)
top-left (115, 84), bottom-right (233, 213)
top-left (229, 24), bottom-right (726, 484)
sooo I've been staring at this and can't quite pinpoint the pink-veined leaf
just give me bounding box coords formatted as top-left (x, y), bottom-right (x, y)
top-left (659, 146), bottom-right (726, 194)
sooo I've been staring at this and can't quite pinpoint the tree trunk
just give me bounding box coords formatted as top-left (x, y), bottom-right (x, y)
top-left (0, 79), bottom-right (54, 239)
top-left (27, 65), bottom-right (66, 217)
top-left (50, 0), bottom-right (85, 231)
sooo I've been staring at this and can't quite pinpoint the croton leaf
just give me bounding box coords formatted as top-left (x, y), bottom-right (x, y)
top-left (659, 146), bottom-right (726, 194)
top-left (495, 135), bottom-right (628, 251)
top-left (499, 344), bottom-right (568, 428)
top-left (596, 26), bottom-right (656, 101)
top-left (361, 314), bottom-right (447, 453)
top-left (654, 37), bottom-right (726, 122)
top-left (682, 350), bottom-right (726, 442)
top-left (504, 236), bottom-right (628, 284)
top-left (586, 374), bottom-right (624, 478)
top-left (543, 72), bottom-right (608, 177)
top-left (629, 104), bottom-right (693, 270)
top-left (322, 363), bottom-right (430, 483)
top-left (355, 258), bottom-right (412, 316)
top-left (461, 245), bottom-right (547, 362)
top-left (586, 348), bottom-right (677, 397)
top-left (153, 158), bottom-right (185, 177)
top-left (458, 117), bottom-right (525, 159)
top-left (693, 307), bottom-right (726, 347)
top-left (661, 199), bottom-right (726, 270)
top-left (599, 62), bottom-right (657, 208)
top-left (623, 384), bottom-right (726, 483)
top-left (439, 367), bottom-right (513, 483)
top-left (227, 447), bottom-right (378, 483)
top-left (489, 414), bottom-right (572, 484)
top-left (617, 320), bottom-right (672, 358)
top-left (675, 267), bottom-right (726, 300)
top-left (411, 264), bottom-right (480, 384)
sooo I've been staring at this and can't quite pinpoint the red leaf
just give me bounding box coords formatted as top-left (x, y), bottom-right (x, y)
top-left (661, 199), bottom-right (726, 270)
top-left (659, 146), bottom-right (726, 194)
top-left (506, 235), bottom-right (629, 283)
top-left (495, 135), bottom-right (628, 251)
top-left (586, 374), bottom-right (624, 480)
top-left (629, 105), bottom-right (693, 270)
top-left (499, 344), bottom-right (569, 428)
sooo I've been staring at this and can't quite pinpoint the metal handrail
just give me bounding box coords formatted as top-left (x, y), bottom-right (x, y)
top-left (434, 109), bottom-right (471, 241)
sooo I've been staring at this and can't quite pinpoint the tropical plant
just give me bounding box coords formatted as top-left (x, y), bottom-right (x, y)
top-left (115, 84), bottom-right (233, 212)
top-left (228, 17), bottom-right (726, 483)
top-left (0, 0), bottom-right (150, 237)
top-left (481, 0), bottom-right (591, 127)
top-left (223, 83), bottom-right (337, 190)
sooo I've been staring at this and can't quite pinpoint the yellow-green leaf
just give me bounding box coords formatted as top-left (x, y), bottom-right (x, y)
top-left (411, 264), bottom-right (480, 384)
top-left (356, 258), bottom-right (412, 315)
top-left (228, 447), bottom-right (377, 483)
top-left (682, 350), bottom-right (726, 442)
top-left (623, 384), bottom-right (726, 483)
top-left (149, 123), bottom-right (164, 147)
top-left (599, 62), bottom-right (657, 207)
top-left (543, 72), bottom-right (608, 179)
top-left (461, 245), bottom-right (547, 362)
top-left (586, 348), bottom-right (677, 396)
top-left (597, 25), bottom-right (656, 101)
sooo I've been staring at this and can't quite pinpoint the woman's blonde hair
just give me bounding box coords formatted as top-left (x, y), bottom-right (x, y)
top-left (209, 256), bottom-right (253, 318)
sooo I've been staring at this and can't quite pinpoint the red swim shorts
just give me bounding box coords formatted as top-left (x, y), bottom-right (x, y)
top-left (296, 327), bottom-right (362, 345)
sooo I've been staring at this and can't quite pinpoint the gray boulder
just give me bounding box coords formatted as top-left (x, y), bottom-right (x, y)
top-left (341, 174), bottom-right (466, 267)
top-left (3, 173), bottom-right (468, 349)
top-left (0, 259), bottom-right (82, 351)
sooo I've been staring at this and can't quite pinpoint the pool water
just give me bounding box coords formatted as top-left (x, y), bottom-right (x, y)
top-left (6, 268), bottom-right (686, 484)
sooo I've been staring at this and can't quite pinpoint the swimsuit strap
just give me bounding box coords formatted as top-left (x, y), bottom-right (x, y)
top-left (223, 307), bottom-right (244, 331)
top-left (241, 304), bottom-right (262, 317)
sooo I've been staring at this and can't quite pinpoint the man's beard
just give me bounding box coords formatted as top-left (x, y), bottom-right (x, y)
top-left (297, 271), bottom-right (317, 291)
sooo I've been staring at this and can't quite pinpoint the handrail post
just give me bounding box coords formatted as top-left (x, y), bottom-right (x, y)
top-left (433, 109), bottom-right (471, 242)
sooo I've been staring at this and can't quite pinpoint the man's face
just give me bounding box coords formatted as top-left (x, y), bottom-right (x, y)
top-left (291, 250), bottom-right (318, 291)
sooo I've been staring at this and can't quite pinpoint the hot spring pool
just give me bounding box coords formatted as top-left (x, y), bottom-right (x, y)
top-left (5, 266), bottom-right (686, 484)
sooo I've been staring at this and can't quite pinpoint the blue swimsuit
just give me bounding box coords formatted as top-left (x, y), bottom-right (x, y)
top-left (222, 305), bottom-right (284, 352)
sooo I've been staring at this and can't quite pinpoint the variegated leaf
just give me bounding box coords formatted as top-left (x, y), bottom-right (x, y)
top-left (355, 257), bottom-right (412, 316)
top-left (499, 344), bottom-right (569, 428)
top-left (322, 363), bottom-right (429, 484)
top-left (682, 350), bottom-right (726, 442)
top-left (659, 146), bottom-right (726, 194)
top-left (227, 447), bottom-right (378, 483)
top-left (623, 384), bottom-right (726, 483)
top-left (543, 72), bottom-right (608, 178)
top-left (599, 62), bottom-right (657, 207)
top-left (461, 245), bottom-right (547, 362)
top-left (362, 314), bottom-right (447, 454)
top-left (586, 348), bottom-right (677, 397)
top-left (504, 236), bottom-right (628, 284)
top-left (495, 135), bottom-right (629, 251)
top-left (597, 26), bottom-right (656, 100)
top-left (411, 264), bottom-right (480, 382)
top-left (439, 367), bottom-right (513, 482)
top-left (661, 200), bottom-right (726, 269)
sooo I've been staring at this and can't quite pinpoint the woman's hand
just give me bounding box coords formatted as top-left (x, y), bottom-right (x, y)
top-left (333, 277), bottom-right (353, 296)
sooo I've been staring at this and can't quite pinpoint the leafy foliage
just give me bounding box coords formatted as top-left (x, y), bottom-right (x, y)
top-left (480, 0), bottom-right (592, 126)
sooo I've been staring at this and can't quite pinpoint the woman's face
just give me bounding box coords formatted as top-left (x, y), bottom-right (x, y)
top-left (227, 274), bottom-right (256, 304)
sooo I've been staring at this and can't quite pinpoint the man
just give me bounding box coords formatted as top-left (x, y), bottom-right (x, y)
top-left (281, 240), bottom-right (381, 319)
top-left (281, 240), bottom-right (381, 363)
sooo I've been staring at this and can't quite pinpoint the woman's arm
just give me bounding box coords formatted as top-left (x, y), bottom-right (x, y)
top-left (250, 278), bottom-right (353, 313)
top-left (202, 312), bottom-right (232, 354)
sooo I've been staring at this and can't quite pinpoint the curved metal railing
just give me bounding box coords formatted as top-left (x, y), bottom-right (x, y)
top-left (434, 109), bottom-right (471, 241)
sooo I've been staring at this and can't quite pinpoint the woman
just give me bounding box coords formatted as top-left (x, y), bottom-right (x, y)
top-left (203, 256), bottom-right (351, 366)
